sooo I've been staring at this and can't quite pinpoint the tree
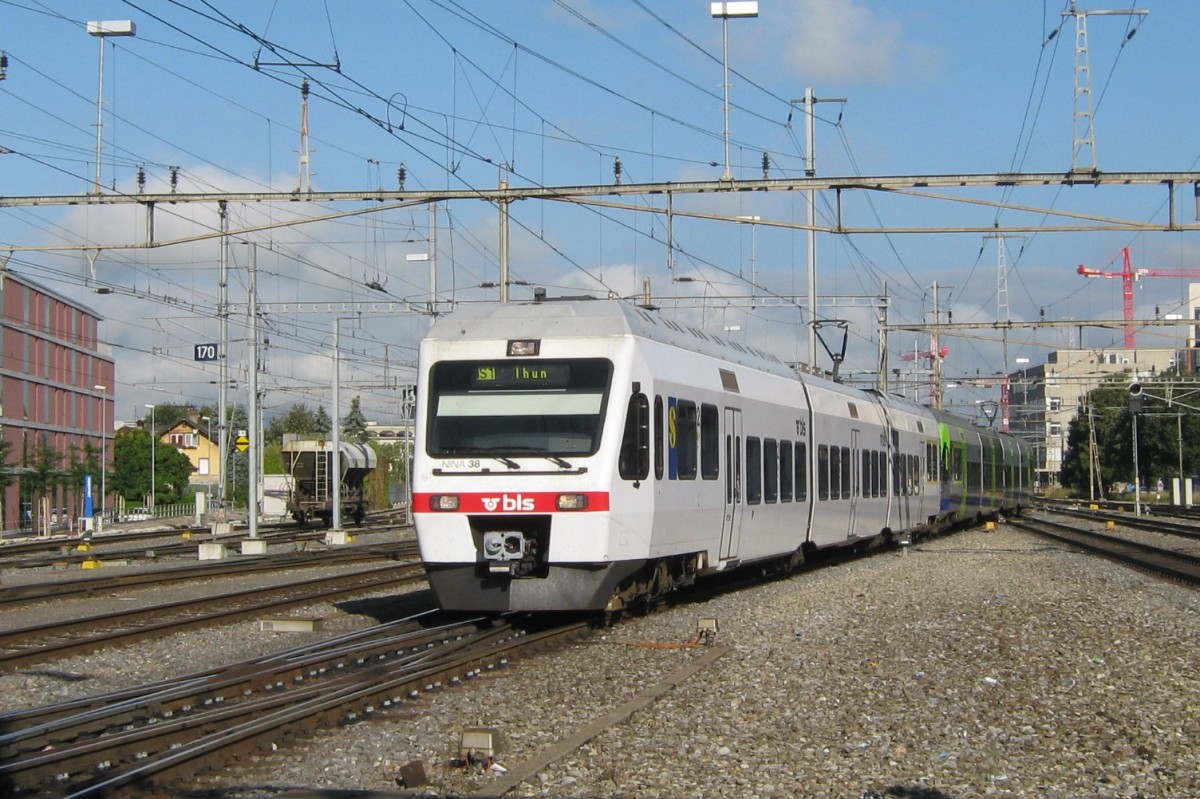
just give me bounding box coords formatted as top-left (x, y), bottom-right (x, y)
top-left (65, 440), bottom-right (103, 516)
top-left (342, 396), bottom-right (370, 443)
top-left (224, 404), bottom-right (250, 508)
top-left (313, 405), bottom-right (332, 436)
top-left (0, 435), bottom-right (13, 528)
top-left (1060, 372), bottom-right (1200, 496)
top-left (143, 404), bottom-right (195, 429)
top-left (23, 434), bottom-right (63, 532)
top-left (265, 403), bottom-right (319, 444)
top-left (366, 440), bottom-right (409, 508)
top-left (113, 428), bottom-right (195, 505)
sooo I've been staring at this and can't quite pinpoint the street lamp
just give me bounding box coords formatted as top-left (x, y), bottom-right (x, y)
top-left (145, 403), bottom-right (156, 512)
top-left (710, 2), bottom-right (758, 181)
top-left (94, 384), bottom-right (107, 530)
top-left (87, 20), bottom-right (136, 195)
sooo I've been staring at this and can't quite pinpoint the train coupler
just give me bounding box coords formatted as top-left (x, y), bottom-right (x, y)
top-left (483, 531), bottom-right (527, 574)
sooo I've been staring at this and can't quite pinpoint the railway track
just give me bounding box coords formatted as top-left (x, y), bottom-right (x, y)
top-left (0, 613), bottom-right (593, 798)
top-left (1038, 496), bottom-right (1200, 525)
top-left (0, 562), bottom-right (429, 671)
top-left (1036, 502), bottom-right (1200, 542)
top-left (0, 540), bottom-right (419, 607)
top-left (0, 511), bottom-right (410, 567)
top-left (1011, 514), bottom-right (1200, 586)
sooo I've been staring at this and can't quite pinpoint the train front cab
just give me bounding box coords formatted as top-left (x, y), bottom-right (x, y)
top-left (414, 340), bottom-right (657, 613)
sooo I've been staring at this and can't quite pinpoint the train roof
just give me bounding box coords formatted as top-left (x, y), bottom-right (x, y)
top-left (427, 299), bottom-right (798, 379)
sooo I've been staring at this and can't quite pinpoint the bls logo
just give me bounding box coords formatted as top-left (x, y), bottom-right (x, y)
top-left (481, 494), bottom-right (535, 512)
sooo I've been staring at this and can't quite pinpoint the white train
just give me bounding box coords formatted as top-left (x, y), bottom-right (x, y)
top-left (412, 300), bottom-right (1034, 612)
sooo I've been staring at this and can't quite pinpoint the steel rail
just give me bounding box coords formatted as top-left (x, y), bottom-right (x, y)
top-left (0, 563), bottom-right (428, 670)
top-left (1011, 517), bottom-right (1200, 585)
top-left (0, 541), bottom-right (418, 607)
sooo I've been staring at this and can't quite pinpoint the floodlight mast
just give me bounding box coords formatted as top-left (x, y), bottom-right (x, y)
top-left (710, 2), bottom-right (758, 182)
top-left (87, 20), bottom-right (136, 195)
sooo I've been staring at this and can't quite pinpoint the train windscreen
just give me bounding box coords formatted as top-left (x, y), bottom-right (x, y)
top-left (427, 359), bottom-right (612, 457)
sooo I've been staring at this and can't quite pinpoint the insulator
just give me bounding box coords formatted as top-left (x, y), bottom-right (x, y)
top-left (613, 157), bottom-right (622, 185)
top-left (137, 166), bottom-right (146, 193)
top-left (169, 166), bottom-right (179, 193)
top-left (0, 52), bottom-right (7, 80)
top-left (300, 78), bottom-right (310, 99)
top-left (761, 152), bottom-right (770, 179)
top-left (397, 163), bottom-right (407, 190)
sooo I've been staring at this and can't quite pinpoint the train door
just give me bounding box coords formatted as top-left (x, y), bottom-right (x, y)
top-left (891, 429), bottom-right (910, 530)
top-left (848, 429), bottom-right (861, 537)
top-left (720, 407), bottom-right (743, 559)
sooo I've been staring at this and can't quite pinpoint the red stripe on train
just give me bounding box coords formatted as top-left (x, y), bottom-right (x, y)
top-left (412, 491), bottom-right (610, 513)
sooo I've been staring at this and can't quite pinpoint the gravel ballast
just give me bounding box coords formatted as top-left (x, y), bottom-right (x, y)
top-left (5, 524), bottom-right (1199, 798)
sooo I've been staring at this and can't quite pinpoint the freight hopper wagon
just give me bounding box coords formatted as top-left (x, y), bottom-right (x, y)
top-left (283, 438), bottom-right (377, 526)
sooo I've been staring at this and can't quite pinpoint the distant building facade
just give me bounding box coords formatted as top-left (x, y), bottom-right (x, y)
top-left (0, 271), bottom-right (113, 532)
top-left (1008, 347), bottom-right (1181, 487)
top-left (160, 416), bottom-right (222, 491)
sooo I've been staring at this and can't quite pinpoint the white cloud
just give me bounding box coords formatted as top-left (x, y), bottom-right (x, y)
top-left (749, 0), bottom-right (934, 84)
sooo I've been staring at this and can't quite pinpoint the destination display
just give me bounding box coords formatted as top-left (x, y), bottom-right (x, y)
top-left (470, 362), bottom-right (571, 389)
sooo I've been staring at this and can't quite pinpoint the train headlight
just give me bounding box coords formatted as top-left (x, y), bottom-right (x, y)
top-left (556, 493), bottom-right (589, 511)
top-left (507, 339), bottom-right (541, 356)
top-left (429, 494), bottom-right (460, 511)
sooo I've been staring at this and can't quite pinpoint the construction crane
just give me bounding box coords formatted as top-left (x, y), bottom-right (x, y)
top-left (1076, 246), bottom-right (1200, 348)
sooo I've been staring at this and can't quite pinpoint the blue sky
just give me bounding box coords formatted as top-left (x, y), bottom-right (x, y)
top-left (2, 1), bottom-right (1198, 423)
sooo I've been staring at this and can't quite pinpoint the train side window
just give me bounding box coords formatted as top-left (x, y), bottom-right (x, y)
top-left (840, 446), bottom-right (851, 500)
top-left (779, 441), bottom-right (793, 502)
top-left (746, 436), bottom-right (762, 504)
top-left (654, 396), bottom-right (664, 480)
top-left (817, 444), bottom-right (829, 500)
top-left (700, 403), bottom-right (720, 480)
top-left (795, 442), bottom-right (808, 501)
top-left (876, 451), bottom-right (885, 497)
top-left (864, 448), bottom-right (873, 499)
top-left (618, 392), bottom-right (650, 481)
top-left (764, 439), bottom-right (778, 503)
top-left (676, 400), bottom-right (698, 480)
top-left (829, 446), bottom-right (841, 500)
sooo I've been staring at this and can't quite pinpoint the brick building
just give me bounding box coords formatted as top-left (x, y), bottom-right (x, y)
top-left (0, 270), bottom-right (113, 533)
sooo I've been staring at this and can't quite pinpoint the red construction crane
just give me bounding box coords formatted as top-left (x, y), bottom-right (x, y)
top-left (1077, 246), bottom-right (1200, 348)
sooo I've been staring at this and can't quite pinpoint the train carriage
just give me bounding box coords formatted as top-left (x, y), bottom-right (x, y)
top-left (413, 299), bottom-right (1031, 613)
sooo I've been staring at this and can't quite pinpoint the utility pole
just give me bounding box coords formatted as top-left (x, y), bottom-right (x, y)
top-left (247, 244), bottom-right (260, 540)
top-left (297, 79), bottom-right (313, 193)
top-left (498, 178), bottom-right (510, 303)
top-left (791, 88), bottom-right (846, 368)
top-left (218, 201), bottom-right (229, 517)
top-left (876, 282), bottom-right (889, 393)
top-left (932, 282), bottom-right (945, 410)
top-left (985, 232), bottom-right (1024, 429)
top-left (1060, 3), bottom-right (1148, 172)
